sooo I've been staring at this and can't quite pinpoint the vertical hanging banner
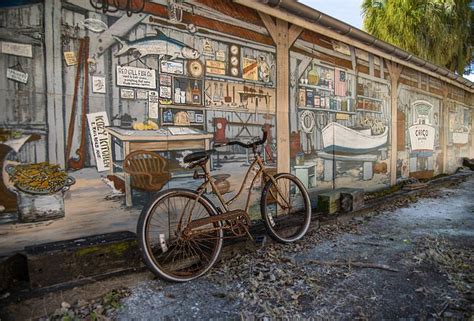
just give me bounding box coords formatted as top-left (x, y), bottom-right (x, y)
top-left (87, 112), bottom-right (111, 172)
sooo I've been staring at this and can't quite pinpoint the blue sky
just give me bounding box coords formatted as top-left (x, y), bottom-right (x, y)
top-left (299, 0), bottom-right (474, 81)
top-left (299, 0), bottom-right (364, 29)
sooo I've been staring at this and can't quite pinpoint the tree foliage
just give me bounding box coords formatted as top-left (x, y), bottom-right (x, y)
top-left (362, 0), bottom-right (473, 74)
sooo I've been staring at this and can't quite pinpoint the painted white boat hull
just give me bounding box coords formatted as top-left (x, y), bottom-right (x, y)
top-left (322, 122), bottom-right (388, 154)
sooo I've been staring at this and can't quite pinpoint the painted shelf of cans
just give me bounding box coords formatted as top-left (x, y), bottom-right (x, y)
top-left (298, 83), bottom-right (334, 92)
top-left (355, 78), bottom-right (384, 113)
top-left (161, 107), bottom-right (205, 128)
top-left (355, 109), bottom-right (383, 114)
top-left (205, 74), bottom-right (275, 88)
top-left (158, 66), bottom-right (205, 128)
top-left (356, 95), bottom-right (383, 103)
top-left (297, 106), bottom-right (356, 115)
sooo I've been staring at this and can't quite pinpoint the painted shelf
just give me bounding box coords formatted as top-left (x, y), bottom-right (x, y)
top-left (355, 109), bottom-right (383, 114)
top-left (159, 104), bottom-right (205, 110)
top-left (297, 106), bottom-right (356, 115)
top-left (205, 74), bottom-right (275, 88)
top-left (161, 122), bottom-right (204, 126)
top-left (357, 95), bottom-right (383, 103)
top-left (299, 83), bottom-right (333, 92)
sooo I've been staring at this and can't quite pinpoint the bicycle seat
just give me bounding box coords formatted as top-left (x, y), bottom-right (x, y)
top-left (184, 149), bottom-right (216, 166)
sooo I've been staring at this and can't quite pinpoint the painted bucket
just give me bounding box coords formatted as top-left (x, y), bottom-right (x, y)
top-left (16, 190), bottom-right (66, 223)
top-left (5, 165), bottom-right (75, 223)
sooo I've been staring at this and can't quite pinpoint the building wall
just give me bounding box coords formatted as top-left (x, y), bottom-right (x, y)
top-left (0, 0), bottom-right (472, 201)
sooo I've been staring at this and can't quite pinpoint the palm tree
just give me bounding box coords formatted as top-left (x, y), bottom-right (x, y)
top-left (362, 0), bottom-right (473, 75)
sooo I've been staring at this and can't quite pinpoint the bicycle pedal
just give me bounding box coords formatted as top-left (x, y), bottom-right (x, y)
top-left (255, 235), bottom-right (266, 246)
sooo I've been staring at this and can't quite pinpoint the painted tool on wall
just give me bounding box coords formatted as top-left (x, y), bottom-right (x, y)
top-left (113, 29), bottom-right (200, 60)
top-left (224, 83), bottom-right (232, 104)
top-left (65, 38), bottom-right (86, 166)
top-left (68, 37), bottom-right (90, 170)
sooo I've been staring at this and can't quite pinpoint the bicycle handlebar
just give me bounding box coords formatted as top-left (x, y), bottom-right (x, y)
top-left (214, 128), bottom-right (268, 149)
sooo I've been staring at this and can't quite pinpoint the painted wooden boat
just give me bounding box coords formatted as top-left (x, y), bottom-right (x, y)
top-left (322, 122), bottom-right (388, 154)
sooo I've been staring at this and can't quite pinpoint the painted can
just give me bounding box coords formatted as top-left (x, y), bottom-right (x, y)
top-left (17, 190), bottom-right (65, 223)
top-left (296, 152), bottom-right (305, 166)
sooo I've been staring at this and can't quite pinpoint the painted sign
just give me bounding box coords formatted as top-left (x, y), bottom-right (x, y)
top-left (1, 41), bottom-right (32, 58)
top-left (160, 60), bottom-right (184, 75)
top-left (92, 76), bottom-right (106, 93)
top-left (6, 68), bottom-right (28, 84)
top-left (136, 89), bottom-right (148, 100)
top-left (64, 51), bottom-right (78, 66)
top-left (87, 112), bottom-right (111, 172)
top-left (148, 91), bottom-right (159, 119)
top-left (120, 88), bottom-right (135, 99)
top-left (408, 124), bottom-right (435, 151)
top-left (116, 66), bottom-right (156, 89)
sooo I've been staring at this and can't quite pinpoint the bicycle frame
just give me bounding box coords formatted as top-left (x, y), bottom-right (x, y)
top-left (176, 148), bottom-right (292, 239)
top-left (197, 150), bottom-right (290, 211)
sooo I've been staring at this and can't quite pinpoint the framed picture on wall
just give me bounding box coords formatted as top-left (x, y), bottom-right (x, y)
top-left (160, 60), bottom-right (184, 75)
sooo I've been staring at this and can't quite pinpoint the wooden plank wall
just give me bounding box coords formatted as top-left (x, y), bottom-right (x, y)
top-left (0, 4), bottom-right (47, 163)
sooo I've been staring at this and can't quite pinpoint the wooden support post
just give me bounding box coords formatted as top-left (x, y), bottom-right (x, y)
top-left (259, 13), bottom-right (302, 173)
top-left (441, 87), bottom-right (449, 173)
top-left (45, 0), bottom-right (65, 167)
top-left (385, 60), bottom-right (403, 186)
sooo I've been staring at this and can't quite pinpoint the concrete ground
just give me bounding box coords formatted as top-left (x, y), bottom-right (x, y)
top-left (2, 174), bottom-right (473, 320)
top-left (113, 174), bottom-right (474, 320)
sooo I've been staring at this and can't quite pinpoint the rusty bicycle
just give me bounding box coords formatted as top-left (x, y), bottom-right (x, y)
top-left (137, 129), bottom-right (311, 282)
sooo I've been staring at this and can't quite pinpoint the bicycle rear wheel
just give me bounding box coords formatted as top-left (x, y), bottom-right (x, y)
top-left (260, 173), bottom-right (311, 243)
top-left (137, 189), bottom-right (223, 282)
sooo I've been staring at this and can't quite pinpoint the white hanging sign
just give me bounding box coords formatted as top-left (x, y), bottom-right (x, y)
top-left (408, 124), bottom-right (435, 151)
top-left (87, 112), bottom-right (111, 172)
top-left (7, 68), bottom-right (28, 84)
top-left (116, 66), bottom-right (156, 89)
top-left (1, 41), bottom-right (33, 58)
top-left (92, 76), bottom-right (106, 93)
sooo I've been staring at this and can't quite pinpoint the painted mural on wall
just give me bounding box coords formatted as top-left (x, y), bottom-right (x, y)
top-left (397, 90), bottom-right (442, 180)
top-left (0, 1), bottom-right (278, 223)
top-left (289, 52), bottom-right (391, 191)
top-left (446, 102), bottom-right (472, 172)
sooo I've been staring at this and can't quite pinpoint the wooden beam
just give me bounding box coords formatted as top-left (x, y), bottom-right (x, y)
top-left (386, 60), bottom-right (403, 185)
top-left (441, 87), bottom-right (449, 174)
top-left (259, 13), bottom-right (291, 173)
top-left (258, 12), bottom-right (277, 41)
top-left (233, 0), bottom-right (473, 93)
top-left (45, 0), bottom-right (65, 167)
top-left (91, 13), bottom-right (148, 57)
top-left (288, 24), bottom-right (303, 47)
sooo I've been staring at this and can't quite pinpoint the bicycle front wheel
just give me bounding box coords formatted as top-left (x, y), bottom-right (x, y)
top-left (137, 189), bottom-right (223, 282)
top-left (260, 173), bottom-right (312, 243)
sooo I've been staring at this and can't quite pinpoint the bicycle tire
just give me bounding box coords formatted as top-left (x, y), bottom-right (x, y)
top-left (260, 173), bottom-right (312, 243)
top-left (137, 188), bottom-right (223, 282)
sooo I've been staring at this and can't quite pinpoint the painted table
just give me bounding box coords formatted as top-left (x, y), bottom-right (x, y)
top-left (105, 127), bottom-right (213, 207)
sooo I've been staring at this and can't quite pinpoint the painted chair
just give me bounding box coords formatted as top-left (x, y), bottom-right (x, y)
top-left (123, 150), bottom-right (171, 192)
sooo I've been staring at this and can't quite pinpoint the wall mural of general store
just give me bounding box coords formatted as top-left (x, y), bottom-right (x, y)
top-left (0, 0), bottom-right (472, 255)
top-left (289, 43), bottom-right (391, 192)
